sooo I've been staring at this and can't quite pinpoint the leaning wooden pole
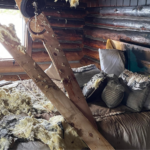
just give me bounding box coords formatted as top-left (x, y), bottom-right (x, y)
top-left (15, 0), bottom-right (97, 129)
top-left (0, 24), bottom-right (114, 150)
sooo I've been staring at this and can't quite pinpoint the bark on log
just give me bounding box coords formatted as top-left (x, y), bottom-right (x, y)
top-left (44, 8), bottom-right (86, 18)
top-left (80, 56), bottom-right (100, 69)
top-left (84, 37), bottom-right (106, 49)
top-left (32, 42), bottom-right (83, 49)
top-left (32, 51), bottom-right (84, 62)
top-left (0, 74), bottom-right (30, 81)
top-left (85, 16), bottom-right (150, 31)
top-left (0, 64), bottom-right (49, 73)
top-left (84, 26), bottom-right (150, 46)
top-left (83, 48), bottom-right (99, 60)
top-left (48, 17), bottom-right (84, 28)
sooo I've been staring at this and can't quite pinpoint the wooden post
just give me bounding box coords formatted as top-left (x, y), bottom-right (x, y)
top-left (0, 24), bottom-right (114, 150)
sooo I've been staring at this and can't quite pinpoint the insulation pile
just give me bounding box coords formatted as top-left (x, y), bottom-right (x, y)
top-left (0, 80), bottom-right (87, 150)
top-left (54, 0), bottom-right (79, 7)
top-left (67, 0), bottom-right (79, 7)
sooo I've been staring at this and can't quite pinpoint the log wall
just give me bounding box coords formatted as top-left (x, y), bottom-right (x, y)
top-left (1, 0), bottom-right (150, 79)
top-left (0, 0), bottom-right (86, 80)
top-left (83, 0), bottom-right (150, 73)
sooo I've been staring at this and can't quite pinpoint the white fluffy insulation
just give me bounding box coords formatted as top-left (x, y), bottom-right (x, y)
top-left (0, 81), bottom-right (88, 150)
top-left (12, 116), bottom-right (87, 150)
top-left (54, 0), bottom-right (79, 7)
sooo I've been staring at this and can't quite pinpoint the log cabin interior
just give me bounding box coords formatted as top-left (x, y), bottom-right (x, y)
top-left (1, 0), bottom-right (150, 150)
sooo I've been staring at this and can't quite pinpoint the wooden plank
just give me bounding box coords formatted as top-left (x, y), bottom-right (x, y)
top-left (84, 26), bottom-right (150, 46)
top-left (0, 22), bottom-right (114, 150)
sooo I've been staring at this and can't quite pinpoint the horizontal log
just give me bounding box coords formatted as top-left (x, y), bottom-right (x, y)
top-left (32, 42), bottom-right (83, 49)
top-left (31, 28), bottom-right (83, 42)
top-left (51, 28), bottom-right (83, 41)
top-left (47, 17), bottom-right (84, 28)
top-left (0, 74), bottom-right (30, 81)
top-left (0, 51), bottom-right (84, 68)
top-left (0, 64), bottom-right (50, 73)
top-left (85, 16), bottom-right (150, 31)
top-left (32, 52), bottom-right (51, 62)
top-left (84, 37), bottom-right (106, 49)
top-left (87, 6), bottom-right (150, 17)
top-left (83, 48), bottom-right (99, 60)
top-left (32, 51), bottom-right (83, 62)
top-left (80, 56), bottom-right (100, 69)
top-left (84, 26), bottom-right (150, 47)
top-left (44, 8), bottom-right (86, 18)
top-left (0, 62), bottom-right (83, 81)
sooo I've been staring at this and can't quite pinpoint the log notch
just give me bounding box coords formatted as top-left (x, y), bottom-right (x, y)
top-left (83, 0), bottom-right (150, 71)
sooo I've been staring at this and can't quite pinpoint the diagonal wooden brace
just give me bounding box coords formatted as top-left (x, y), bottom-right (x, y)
top-left (15, 0), bottom-right (97, 129)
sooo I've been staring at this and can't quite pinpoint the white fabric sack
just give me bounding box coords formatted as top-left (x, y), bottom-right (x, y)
top-left (99, 49), bottom-right (125, 76)
top-left (45, 63), bottom-right (61, 80)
